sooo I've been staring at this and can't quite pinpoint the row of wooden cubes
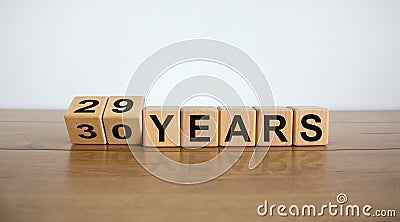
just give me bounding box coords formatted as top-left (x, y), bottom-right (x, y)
top-left (65, 96), bottom-right (329, 147)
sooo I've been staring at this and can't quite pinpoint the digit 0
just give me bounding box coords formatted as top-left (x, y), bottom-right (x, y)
top-left (112, 124), bottom-right (132, 139)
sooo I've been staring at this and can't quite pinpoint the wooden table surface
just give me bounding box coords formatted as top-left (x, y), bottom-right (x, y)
top-left (0, 110), bottom-right (399, 221)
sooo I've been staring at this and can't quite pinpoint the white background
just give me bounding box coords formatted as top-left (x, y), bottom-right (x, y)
top-left (1, 0), bottom-right (399, 110)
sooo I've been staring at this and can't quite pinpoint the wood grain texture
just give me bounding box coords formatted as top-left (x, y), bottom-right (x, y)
top-left (0, 110), bottom-right (400, 221)
top-left (0, 109), bottom-right (65, 122)
top-left (0, 149), bottom-right (399, 222)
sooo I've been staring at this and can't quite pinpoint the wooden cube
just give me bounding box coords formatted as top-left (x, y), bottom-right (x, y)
top-left (143, 106), bottom-right (180, 147)
top-left (218, 106), bottom-right (256, 147)
top-left (103, 96), bottom-right (145, 144)
top-left (289, 106), bottom-right (329, 146)
top-left (254, 106), bottom-right (293, 146)
top-left (64, 96), bottom-right (108, 144)
top-left (180, 106), bottom-right (218, 148)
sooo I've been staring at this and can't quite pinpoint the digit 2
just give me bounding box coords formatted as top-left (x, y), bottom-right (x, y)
top-left (74, 100), bottom-right (100, 113)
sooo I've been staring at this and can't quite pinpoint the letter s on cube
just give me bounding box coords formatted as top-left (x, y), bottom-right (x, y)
top-left (289, 106), bottom-right (329, 146)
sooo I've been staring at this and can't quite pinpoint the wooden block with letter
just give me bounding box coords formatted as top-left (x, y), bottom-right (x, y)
top-left (143, 106), bottom-right (180, 147)
top-left (289, 106), bottom-right (329, 146)
top-left (180, 106), bottom-right (218, 148)
top-left (218, 106), bottom-right (256, 147)
top-left (254, 106), bottom-right (293, 146)
top-left (103, 96), bottom-right (145, 144)
top-left (64, 96), bottom-right (108, 144)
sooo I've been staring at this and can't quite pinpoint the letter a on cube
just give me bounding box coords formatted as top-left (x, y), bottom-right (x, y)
top-left (218, 106), bottom-right (256, 147)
